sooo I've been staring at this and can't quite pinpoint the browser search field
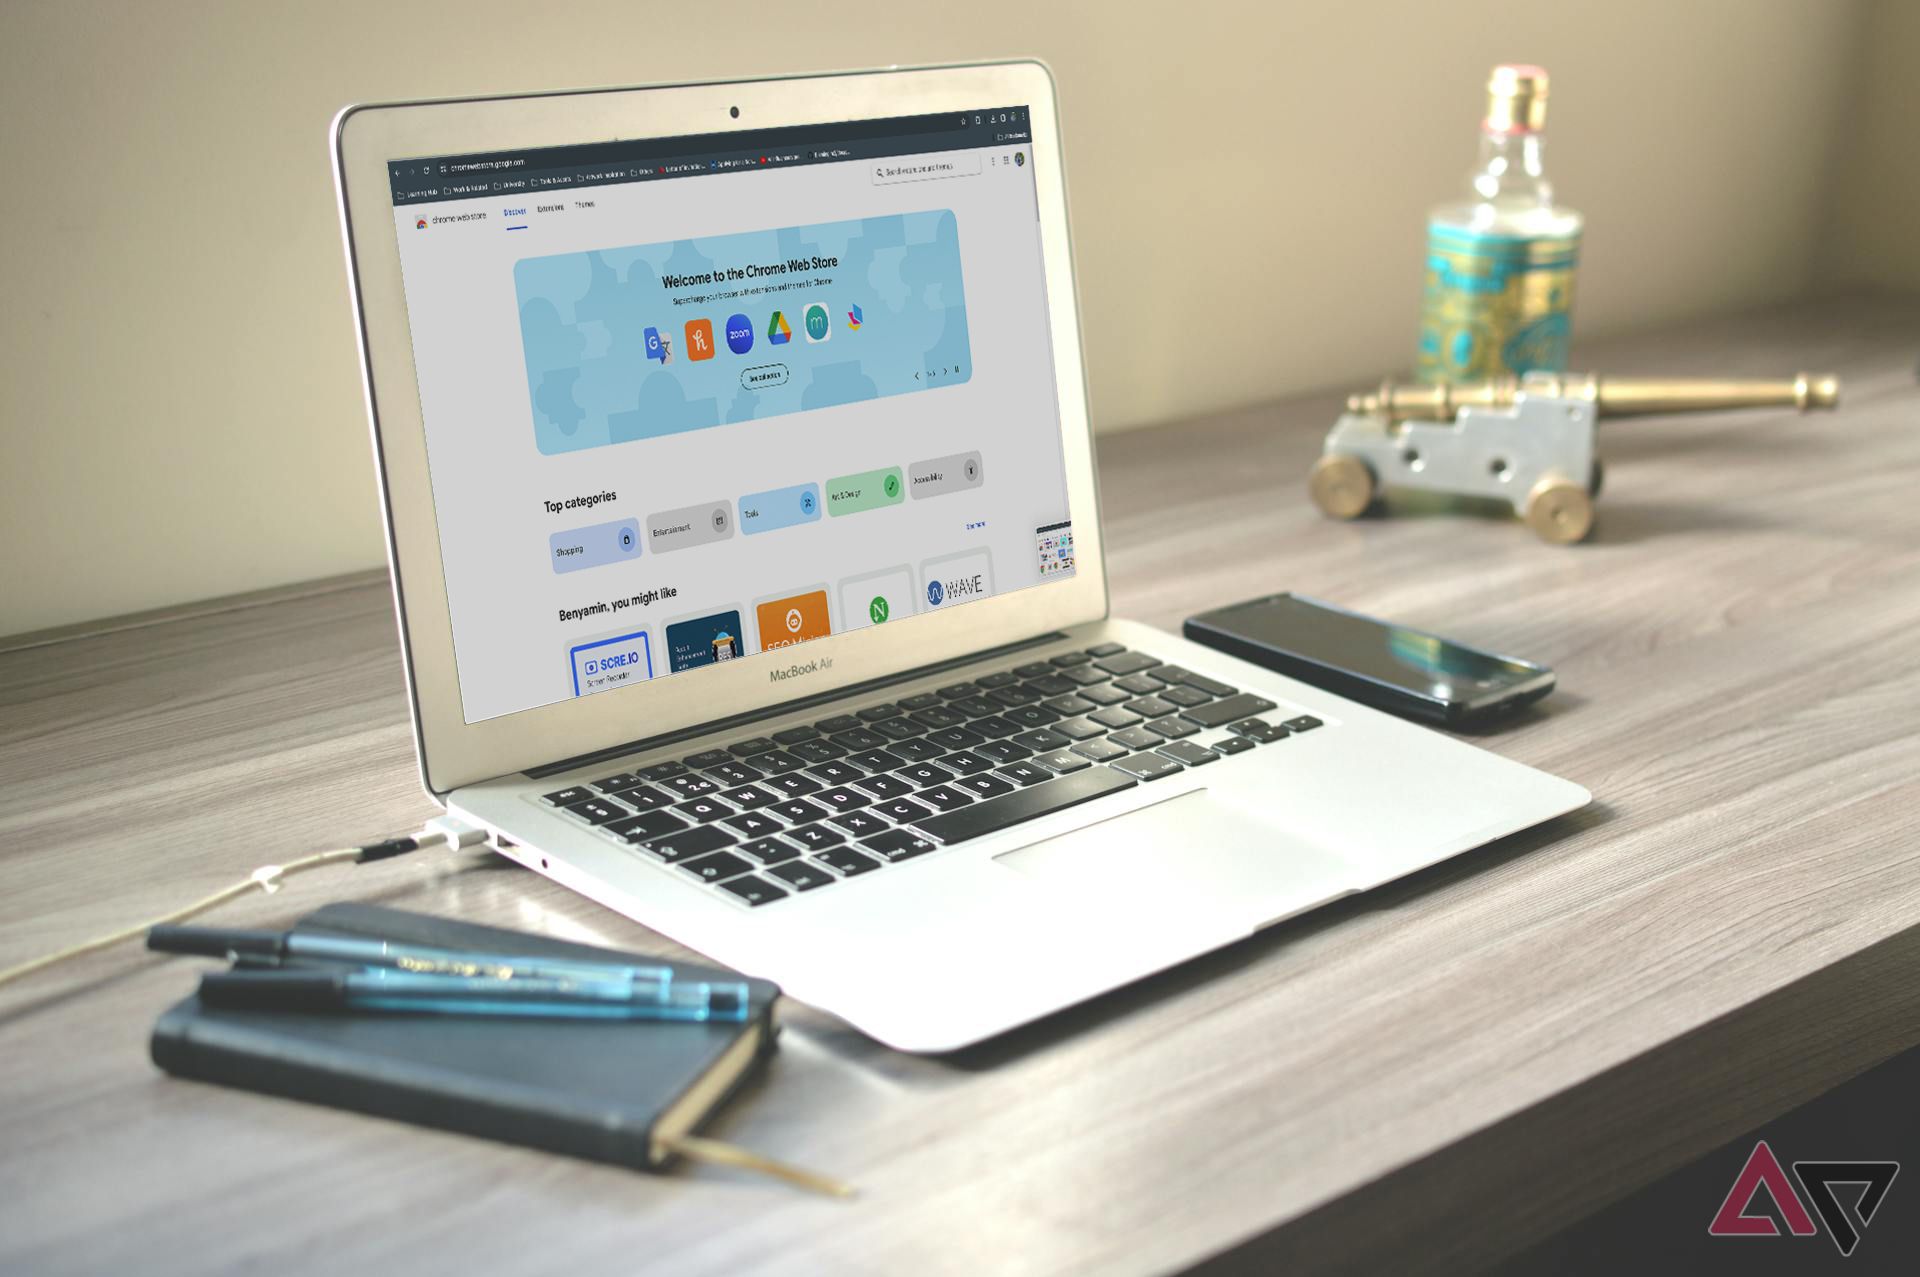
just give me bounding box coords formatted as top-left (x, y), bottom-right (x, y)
top-left (871, 154), bottom-right (983, 185)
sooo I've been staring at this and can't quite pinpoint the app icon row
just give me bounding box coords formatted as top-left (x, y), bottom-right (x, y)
top-left (643, 302), bottom-right (862, 364)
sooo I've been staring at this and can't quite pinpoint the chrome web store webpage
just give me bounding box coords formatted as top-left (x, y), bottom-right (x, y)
top-left (393, 133), bottom-right (1075, 722)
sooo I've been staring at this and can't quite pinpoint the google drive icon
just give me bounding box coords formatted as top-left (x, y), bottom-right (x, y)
top-left (767, 310), bottom-right (792, 345)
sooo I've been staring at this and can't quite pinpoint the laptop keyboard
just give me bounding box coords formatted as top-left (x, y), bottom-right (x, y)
top-left (536, 643), bottom-right (1322, 908)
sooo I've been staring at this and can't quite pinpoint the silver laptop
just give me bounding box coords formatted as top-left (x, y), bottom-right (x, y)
top-left (332, 61), bottom-right (1589, 1052)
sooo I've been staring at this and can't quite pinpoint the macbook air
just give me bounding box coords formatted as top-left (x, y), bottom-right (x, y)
top-left (332, 60), bottom-right (1589, 1052)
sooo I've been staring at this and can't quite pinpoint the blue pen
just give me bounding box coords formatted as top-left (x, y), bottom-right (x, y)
top-left (196, 967), bottom-right (752, 1022)
top-left (149, 925), bottom-right (674, 990)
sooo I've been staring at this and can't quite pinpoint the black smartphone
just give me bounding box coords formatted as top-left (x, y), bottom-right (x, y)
top-left (1183, 593), bottom-right (1555, 727)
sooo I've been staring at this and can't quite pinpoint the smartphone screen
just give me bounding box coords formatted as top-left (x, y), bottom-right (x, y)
top-left (1200, 594), bottom-right (1546, 704)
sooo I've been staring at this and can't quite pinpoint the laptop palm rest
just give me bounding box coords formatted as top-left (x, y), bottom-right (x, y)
top-left (993, 790), bottom-right (1356, 928)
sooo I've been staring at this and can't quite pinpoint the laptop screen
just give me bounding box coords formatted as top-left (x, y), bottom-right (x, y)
top-left (386, 106), bottom-right (1075, 724)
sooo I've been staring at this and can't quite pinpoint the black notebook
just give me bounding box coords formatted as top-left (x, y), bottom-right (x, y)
top-left (150, 903), bottom-right (781, 1171)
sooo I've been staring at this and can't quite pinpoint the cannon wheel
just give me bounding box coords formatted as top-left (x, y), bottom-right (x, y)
top-left (1308, 453), bottom-right (1376, 520)
top-left (1524, 475), bottom-right (1595, 544)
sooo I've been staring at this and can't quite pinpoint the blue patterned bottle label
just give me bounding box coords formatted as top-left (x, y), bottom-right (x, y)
top-left (1417, 224), bottom-right (1579, 382)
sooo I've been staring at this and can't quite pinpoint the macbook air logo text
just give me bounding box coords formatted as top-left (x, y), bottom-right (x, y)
top-left (769, 656), bottom-right (833, 683)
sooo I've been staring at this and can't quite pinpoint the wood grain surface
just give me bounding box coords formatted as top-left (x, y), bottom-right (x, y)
top-left (3, 298), bottom-right (1917, 1276)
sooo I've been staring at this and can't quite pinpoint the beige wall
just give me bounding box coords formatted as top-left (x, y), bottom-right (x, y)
top-left (0, 0), bottom-right (1891, 636)
top-left (1822, 0), bottom-right (1920, 291)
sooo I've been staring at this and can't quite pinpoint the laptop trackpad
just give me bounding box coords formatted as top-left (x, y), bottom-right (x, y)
top-left (993, 790), bottom-right (1356, 926)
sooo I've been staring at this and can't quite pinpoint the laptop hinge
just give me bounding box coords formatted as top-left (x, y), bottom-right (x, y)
top-left (523, 630), bottom-right (1071, 780)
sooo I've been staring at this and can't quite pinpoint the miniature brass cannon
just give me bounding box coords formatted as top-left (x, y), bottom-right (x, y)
top-left (1308, 372), bottom-right (1840, 544)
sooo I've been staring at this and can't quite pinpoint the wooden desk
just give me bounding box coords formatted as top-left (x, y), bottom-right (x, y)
top-left (4, 299), bottom-right (1918, 1275)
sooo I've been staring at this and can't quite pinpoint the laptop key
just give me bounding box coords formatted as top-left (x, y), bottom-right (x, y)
top-left (807, 760), bottom-right (865, 785)
top-left (976, 671), bottom-right (1019, 689)
top-left (913, 767), bottom-right (1138, 845)
top-left (606, 809), bottom-right (691, 842)
top-left (1011, 728), bottom-right (1070, 753)
top-left (988, 685), bottom-right (1042, 707)
top-left (1062, 665), bottom-right (1111, 687)
top-left (609, 784), bottom-right (677, 811)
top-left (1113, 674), bottom-right (1163, 697)
top-left (1071, 738), bottom-right (1130, 762)
top-left (644, 825), bottom-right (737, 860)
top-left (1146, 716), bottom-right (1199, 740)
top-left (766, 772), bottom-right (822, 798)
top-left (898, 761), bottom-right (955, 788)
top-left (1051, 717), bottom-right (1108, 742)
top-left (1126, 696), bottom-right (1179, 719)
top-left (827, 810), bottom-right (891, 839)
top-left (729, 737), bottom-right (779, 756)
top-left (677, 851), bottom-right (754, 883)
top-left (816, 714), bottom-right (862, 734)
top-left (542, 786), bottom-right (593, 807)
top-left (771, 798), bottom-right (831, 825)
top-left (1180, 692), bottom-right (1280, 729)
top-left (785, 739), bottom-right (846, 765)
top-left (815, 786), bottom-right (873, 813)
top-left (1179, 671), bottom-right (1239, 697)
top-left (899, 692), bottom-right (945, 710)
top-left (769, 860), bottom-right (838, 891)
top-left (890, 738), bottom-right (947, 764)
top-left (917, 785), bottom-right (974, 812)
top-left (1000, 705), bottom-right (1060, 730)
top-left (830, 728), bottom-right (889, 752)
top-left (1235, 720), bottom-right (1292, 744)
top-left (638, 761), bottom-right (688, 781)
top-left (677, 796), bottom-right (736, 823)
top-left (937, 682), bottom-right (980, 699)
top-left (685, 750), bottom-right (734, 770)
top-left (1108, 726), bottom-right (1164, 751)
top-left (722, 811), bottom-right (785, 840)
top-left (870, 718), bottom-right (924, 742)
top-left (784, 823), bottom-right (845, 852)
top-left (1111, 753), bottom-right (1184, 781)
top-left (737, 836), bottom-right (802, 865)
top-left (875, 796), bottom-right (936, 823)
top-left (1157, 741), bottom-right (1219, 768)
top-left (590, 773), bottom-right (645, 794)
top-left (1050, 651), bottom-right (1093, 667)
top-left (937, 749), bottom-right (996, 775)
top-left (1024, 675), bottom-right (1078, 697)
top-left (1033, 750), bottom-right (1091, 774)
top-left (996, 762), bottom-right (1052, 787)
top-left (772, 725), bottom-right (822, 745)
top-left (707, 761), bottom-right (764, 787)
top-left (565, 797), bottom-right (629, 825)
top-left (863, 829), bottom-right (938, 863)
top-left (717, 875), bottom-right (788, 906)
top-left (1013, 662), bottom-right (1053, 679)
top-left (910, 706), bottom-right (968, 730)
top-left (814, 847), bottom-right (883, 877)
top-left (1090, 706), bottom-right (1142, 729)
top-left (927, 726), bottom-right (986, 751)
top-left (848, 748), bottom-right (906, 772)
top-left (1210, 735), bottom-right (1256, 756)
top-left (1284, 715), bottom-right (1325, 732)
top-left (1159, 685), bottom-right (1213, 708)
top-left (975, 740), bottom-right (1031, 765)
top-left (950, 696), bottom-right (1002, 719)
top-left (1094, 651), bottom-right (1161, 675)
top-left (955, 773), bottom-right (1017, 800)
top-left (663, 774), bottom-right (719, 799)
top-left (1078, 683), bottom-right (1131, 706)
top-left (751, 750), bottom-right (807, 774)
top-left (1044, 694), bottom-right (1097, 716)
top-left (852, 774), bottom-right (915, 801)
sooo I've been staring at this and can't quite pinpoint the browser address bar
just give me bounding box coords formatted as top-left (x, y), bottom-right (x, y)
top-left (871, 154), bottom-right (983, 185)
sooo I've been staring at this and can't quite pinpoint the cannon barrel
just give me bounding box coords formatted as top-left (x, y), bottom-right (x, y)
top-left (1347, 373), bottom-right (1841, 422)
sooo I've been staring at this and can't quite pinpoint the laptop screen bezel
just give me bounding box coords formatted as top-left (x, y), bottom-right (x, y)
top-left (333, 61), bottom-right (1108, 796)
